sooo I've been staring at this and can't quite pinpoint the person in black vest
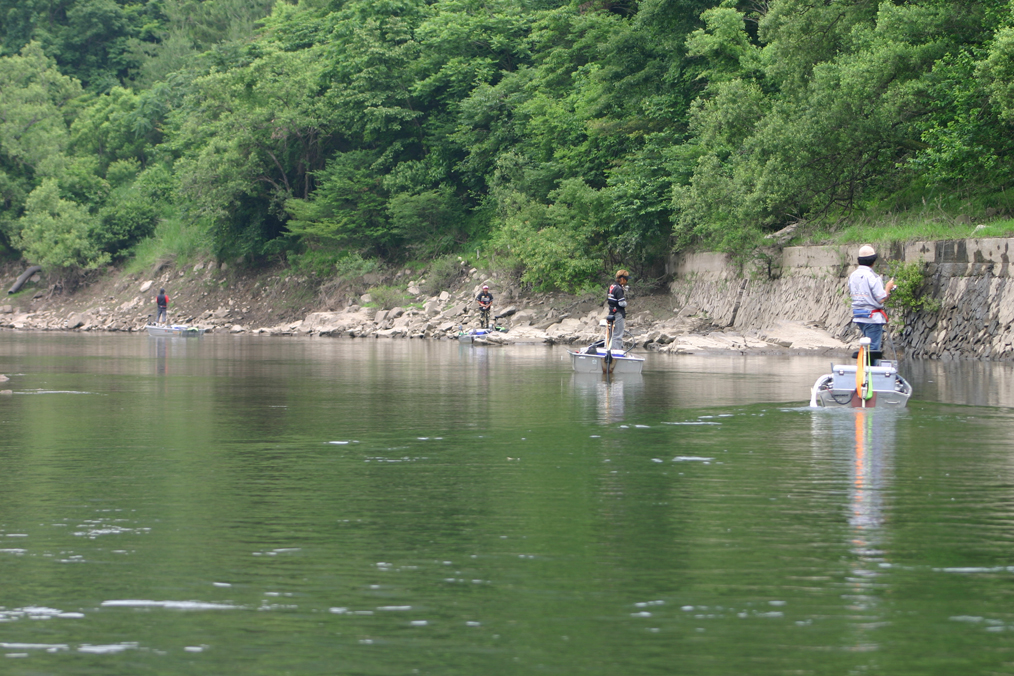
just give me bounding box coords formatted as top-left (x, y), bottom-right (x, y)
top-left (606, 270), bottom-right (629, 350)
top-left (476, 285), bottom-right (493, 328)
top-left (155, 288), bottom-right (169, 325)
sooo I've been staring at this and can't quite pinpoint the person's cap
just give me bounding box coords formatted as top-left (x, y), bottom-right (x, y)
top-left (482, 285), bottom-right (489, 289)
top-left (616, 269), bottom-right (629, 279)
top-left (159, 288), bottom-right (165, 293)
top-left (858, 245), bottom-right (876, 257)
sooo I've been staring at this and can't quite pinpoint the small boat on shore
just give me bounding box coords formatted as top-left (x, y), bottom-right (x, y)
top-left (568, 342), bottom-right (645, 375)
top-left (810, 338), bottom-right (911, 408)
top-left (146, 324), bottom-right (206, 337)
top-left (457, 327), bottom-right (506, 343)
top-left (458, 328), bottom-right (489, 343)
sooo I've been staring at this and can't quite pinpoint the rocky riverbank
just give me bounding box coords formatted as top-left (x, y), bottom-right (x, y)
top-left (8, 236), bottom-right (1014, 360)
top-left (0, 259), bottom-right (851, 356)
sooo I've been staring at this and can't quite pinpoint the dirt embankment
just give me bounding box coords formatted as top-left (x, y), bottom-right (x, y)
top-left (0, 260), bottom-right (850, 355)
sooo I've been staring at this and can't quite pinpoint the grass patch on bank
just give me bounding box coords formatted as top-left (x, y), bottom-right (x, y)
top-left (421, 254), bottom-right (468, 295)
top-left (805, 210), bottom-right (1014, 248)
top-left (822, 219), bottom-right (1014, 245)
top-left (125, 219), bottom-right (214, 275)
top-left (801, 190), bottom-right (1014, 247)
top-left (366, 285), bottom-right (411, 310)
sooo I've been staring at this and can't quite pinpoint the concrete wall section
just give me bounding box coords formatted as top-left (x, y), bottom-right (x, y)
top-left (669, 238), bottom-right (1014, 360)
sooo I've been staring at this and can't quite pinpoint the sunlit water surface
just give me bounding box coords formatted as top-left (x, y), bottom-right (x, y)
top-left (2, 334), bottom-right (1014, 675)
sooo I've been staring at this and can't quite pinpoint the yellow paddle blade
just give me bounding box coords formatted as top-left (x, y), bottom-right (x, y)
top-left (855, 346), bottom-right (865, 396)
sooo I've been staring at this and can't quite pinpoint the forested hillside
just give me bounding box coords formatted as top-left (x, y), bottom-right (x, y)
top-left (2, 0), bottom-right (1013, 291)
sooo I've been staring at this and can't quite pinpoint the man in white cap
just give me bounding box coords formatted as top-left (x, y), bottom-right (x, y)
top-left (476, 284), bottom-right (493, 328)
top-left (848, 245), bottom-right (896, 351)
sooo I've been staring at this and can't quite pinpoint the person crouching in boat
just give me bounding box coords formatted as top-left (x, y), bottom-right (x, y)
top-left (155, 288), bottom-right (169, 325)
top-left (476, 285), bottom-right (493, 328)
top-left (849, 245), bottom-right (896, 351)
top-left (606, 270), bottom-right (629, 351)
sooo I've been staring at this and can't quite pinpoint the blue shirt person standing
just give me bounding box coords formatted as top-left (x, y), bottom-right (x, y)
top-left (848, 245), bottom-right (896, 351)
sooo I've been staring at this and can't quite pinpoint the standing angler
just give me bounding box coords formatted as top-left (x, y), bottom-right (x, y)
top-left (155, 288), bottom-right (169, 325)
top-left (476, 284), bottom-right (493, 329)
top-left (849, 245), bottom-right (896, 352)
top-left (606, 270), bottom-right (629, 351)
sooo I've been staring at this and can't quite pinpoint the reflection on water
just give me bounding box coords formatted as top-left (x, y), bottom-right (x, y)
top-left (812, 406), bottom-right (901, 658)
top-left (904, 358), bottom-right (1014, 408)
top-left (571, 373), bottom-right (644, 424)
top-left (2, 334), bottom-right (1014, 674)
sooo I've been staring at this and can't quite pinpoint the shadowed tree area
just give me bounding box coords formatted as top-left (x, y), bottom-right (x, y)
top-left (1, 0), bottom-right (1013, 288)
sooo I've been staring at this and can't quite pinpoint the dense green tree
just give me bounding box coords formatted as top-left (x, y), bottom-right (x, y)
top-left (675, 0), bottom-right (1014, 252)
top-left (3, 0), bottom-right (1014, 288)
top-left (14, 178), bottom-right (106, 268)
top-left (168, 41), bottom-right (333, 257)
top-left (0, 42), bottom-right (83, 249)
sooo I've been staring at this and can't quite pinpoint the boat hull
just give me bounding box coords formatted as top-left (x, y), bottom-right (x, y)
top-left (458, 328), bottom-right (501, 343)
top-left (813, 387), bottom-right (911, 408)
top-left (569, 349), bottom-right (644, 374)
top-left (146, 324), bottom-right (205, 337)
top-left (810, 369), bottom-right (911, 408)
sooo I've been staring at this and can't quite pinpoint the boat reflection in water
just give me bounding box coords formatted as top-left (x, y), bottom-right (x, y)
top-left (149, 334), bottom-right (205, 377)
top-left (571, 372), bottom-right (644, 424)
top-left (812, 406), bottom-right (902, 652)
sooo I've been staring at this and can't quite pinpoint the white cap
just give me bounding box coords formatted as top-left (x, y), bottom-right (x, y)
top-left (858, 245), bottom-right (876, 257)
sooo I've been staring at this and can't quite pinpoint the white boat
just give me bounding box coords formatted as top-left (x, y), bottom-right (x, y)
top-left (568, 345), bottom-right (645, 374)
top-left (457, 328), bottom-right (504, 343)
top-left (146, 324), bottom-right (206, 337)
top-left (810, 338), bottom-right (911, 408)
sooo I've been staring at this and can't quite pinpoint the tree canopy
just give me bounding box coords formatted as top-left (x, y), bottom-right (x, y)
top-left (1, 0), bottom-right (1013, 285)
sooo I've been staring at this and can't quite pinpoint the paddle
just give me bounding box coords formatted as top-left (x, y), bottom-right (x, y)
top-left (855, 340), bottom-right (873, 406)
top-left (603, 318), bottom-right (614, 375)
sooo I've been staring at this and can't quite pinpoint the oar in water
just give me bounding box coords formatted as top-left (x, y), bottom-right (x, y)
top-left (602, 319), bottom-right (614, 375)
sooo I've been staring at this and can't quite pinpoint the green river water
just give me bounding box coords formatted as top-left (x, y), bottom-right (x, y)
top-left (1, 333), bottom-right (1014, 675)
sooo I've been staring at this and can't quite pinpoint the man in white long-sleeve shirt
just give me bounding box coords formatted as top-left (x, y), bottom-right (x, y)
top-left (849, 245), bottom-right (896, 351)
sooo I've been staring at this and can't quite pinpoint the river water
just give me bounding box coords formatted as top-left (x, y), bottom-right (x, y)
top-left (1, 333), bottom-right (1014, 675)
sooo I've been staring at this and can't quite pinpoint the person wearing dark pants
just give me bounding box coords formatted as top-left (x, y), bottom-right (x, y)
top-left (606, 270), bottom-right (629, 350)
top-left (156, 288), bottom-right (169, 325)
top-left (476, 285), bottom-right (493, 329)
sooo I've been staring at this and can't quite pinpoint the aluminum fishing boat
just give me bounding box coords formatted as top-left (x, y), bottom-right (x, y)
top-left (568, 344), bottom-right (645, 375)
top-left (457, 327), bottom-right (506, 343)
top-left (146, 324), bottom-right (206, 337)
top-left (810, 338), bottom-right (911, 408)
top-left (458, 328), bottom-right (488, 343)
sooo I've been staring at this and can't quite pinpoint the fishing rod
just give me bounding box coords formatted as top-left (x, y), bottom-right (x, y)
top-left (885, 323), bottom-right (902, 370)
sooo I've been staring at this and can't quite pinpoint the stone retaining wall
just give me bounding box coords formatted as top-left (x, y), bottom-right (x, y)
top-left (669, 238), bottom-right (1014, 360)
